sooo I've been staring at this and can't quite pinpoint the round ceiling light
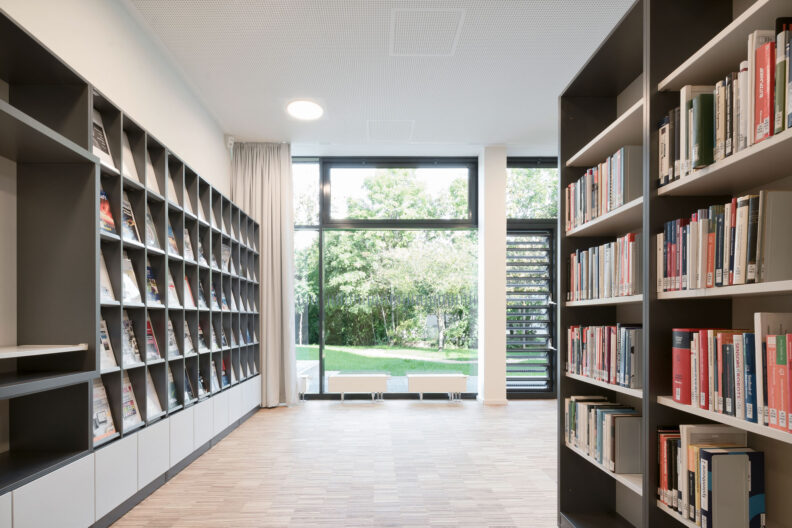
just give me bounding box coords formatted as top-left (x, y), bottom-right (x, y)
top-left (286, 100), bottom-right (324, 120)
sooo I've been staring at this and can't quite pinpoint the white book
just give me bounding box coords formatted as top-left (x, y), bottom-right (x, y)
top-left (99, 319), bottom-right (118, 370)
top-left (121, 371), bottom-right (143, 430)
top-left (747, 30), bottom-right (776, 147)
top-left (92, 109), bottom-right (116, 170)
top-left (100, 254), bottom-right (115, 302)
top-left (734, 333), bottom-right (745, 421)
top-left (145, 370), bottom-right (163, 418)
top-left (733, 196), bottom-right (750, 285)
top-left (698, 210), bottom-right (709, 290)
top-left (723, 202), bottom-right (732, 286)
top-left (121, 131), bottom-right (139, 182)
top-left (754, 312), bottom-right (792, 425)
top-left (680, 86), bottom-right (715, 176)
top-left (121, 252), bottom-right (142, 304)
top-left (776, 30), bottom-right (788, 133)
top-left (656, 233), bottom-right (664, 293)
top-left (756, 190), bottom-right (792, 282)
top-left (689, 217), bottom-right (698, 291)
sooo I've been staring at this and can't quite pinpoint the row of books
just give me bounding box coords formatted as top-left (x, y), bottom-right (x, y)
top-left (566, 325), bottom-right (642, 389)
top-left (101, 251), bottom-right (255, 311)
top-left (657, 424), bottom-right (764, 528)
top-left (563, 396), bottom-right (641, 474)
top-left (564, 145), bottom-right (642, 232)
top-left (658, 20), bottom-right (792, 186)
top-left (672, 312), bottom-right (792, 432)
top-left (655, 190), bottom-right (792, 292)
top-left (93, 355), bottom-right (248, 444)
top-left (567, 232), bottom-right (641, 301)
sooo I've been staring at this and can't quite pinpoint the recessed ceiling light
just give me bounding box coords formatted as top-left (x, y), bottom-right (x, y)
top-left (286, 100), bottom-right (323, 120)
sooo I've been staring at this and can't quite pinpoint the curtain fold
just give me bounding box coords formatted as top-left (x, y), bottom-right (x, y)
top-left (231, 142), bottom-right (297, 407)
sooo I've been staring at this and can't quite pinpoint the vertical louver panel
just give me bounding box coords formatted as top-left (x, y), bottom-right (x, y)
top-left (506, 230), bottom-right (555, 394)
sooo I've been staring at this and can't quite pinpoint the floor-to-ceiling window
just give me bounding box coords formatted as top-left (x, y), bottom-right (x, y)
top-left (505, 158), bottom-right (558, 397)
top-left (293, 158), bottom-right (478, 395)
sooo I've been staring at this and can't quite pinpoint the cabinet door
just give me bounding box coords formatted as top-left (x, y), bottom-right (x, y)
top-left (96, 434), bottom-right (138, 519)
top-left (138, 419), bottom-right (169, 487)
top-left (169, 406), bottom-right (195, 466)
top-left (194, 398), bottom-right (213, 447)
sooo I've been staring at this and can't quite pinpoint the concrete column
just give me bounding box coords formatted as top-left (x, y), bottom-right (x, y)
top-left (477, 145), bottom-right (507, 404)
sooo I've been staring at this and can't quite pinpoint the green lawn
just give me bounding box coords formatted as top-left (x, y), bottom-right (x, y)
top-left (297, 345), bottom-right (475, 376)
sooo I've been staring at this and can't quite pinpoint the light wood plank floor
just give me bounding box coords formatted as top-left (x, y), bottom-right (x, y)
top-left (114, 400), bottom-right (558, 528)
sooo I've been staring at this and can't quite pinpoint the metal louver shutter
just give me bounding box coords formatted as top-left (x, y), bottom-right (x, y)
top-left (506, 230), bottom-right (555, 394)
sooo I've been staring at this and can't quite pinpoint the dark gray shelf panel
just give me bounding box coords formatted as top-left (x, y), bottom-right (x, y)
top-left (0, 99), bottom-right (94, 163)
top-left (0, 450), bottom-right (89, 496)
top-left (0, 370), bottom-right (94, 399)
top-left (561, 511), bottom-right (634, 528)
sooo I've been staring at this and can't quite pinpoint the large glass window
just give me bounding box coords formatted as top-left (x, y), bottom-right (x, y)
top-left (506, 158), bottom-right (559, 220)
top-left (293, 158), bottom-right (478, 395)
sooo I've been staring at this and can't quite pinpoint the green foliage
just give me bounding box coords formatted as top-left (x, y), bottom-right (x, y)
top-left (506, 167), bottom-right (559, 219)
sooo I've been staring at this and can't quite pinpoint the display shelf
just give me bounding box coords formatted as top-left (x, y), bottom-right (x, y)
top-left (657, 396), bottom-right (792, 445)
top-left (565, 197), bottom-right (642, 238)
top-left (100, 232), bottom-right (121, 243)
top-left (656, 501), bottom-right (697, 528)
top-left (565, 443), bottom-right (643, 496)
top-left (658, 0), bottom-right (787, 91)
top-left (566, 295), bottom-right (643, 307)
top-left (566, 100), bottom-right (643, 168)
top-left (658, 280), bottom-right (792, 300)
top-left (657, 127), bottom-right (792, 197)
top-left (93, 432), bottom-right (120, 449)
top-left (0, 450), bottom-right (89, 496)
top-left (0, 370), bottom-right (94, 399)
top-left (0, 344), bottom-right (88, 360)
top-left (560, 511), bottom-right (635, 528)
top-left (565, 373), bottom-right (643, 399)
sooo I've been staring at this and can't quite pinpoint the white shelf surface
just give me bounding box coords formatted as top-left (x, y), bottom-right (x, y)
top-left (657, 280), bottom-right (792, 300)
top-left (657, 396), bottom-right (792, 445)
top-left (566, 100), bottom-right (643, 167)
top-left (658, 0), bottom-right (786, 91)
top-left (657, 500), bottom-right (697, 528)
top-left (566, 197), bottom-right (643, 238)
top-left (565, 442), bottom-right (643, 496)
top-left (565, 372), bottom-right (643, 399)
top-left (0, 344), bottom-right (88, 360)
top-left (566, 294), bottom-right (643, 307)
top-left (657, 127), bottom-right (792, 197)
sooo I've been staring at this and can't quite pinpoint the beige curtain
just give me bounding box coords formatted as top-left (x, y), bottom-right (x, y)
top-left (231, 142), bottom-right (298, 407)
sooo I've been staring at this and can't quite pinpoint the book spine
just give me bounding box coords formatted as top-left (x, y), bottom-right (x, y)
top-left (744, 333), bottom-right (758, 422)
top-left (754, 41), bottom-right (775, 143)
top-left (746, 195), bottom-right (760, 283)
top-left (699, 330), bottom-right (710, 410)
top-left (714, 81), bottom-right (724, 161)
top-left (715, 207), bottom-right (724, 287)
top-left (707, 208), bottom-right (716, 288)
top-left (692, 94), bottom-right (715, 168)
top-left (735, 335), bottom-right (745, 420)
top-left (768, 336), bottom-right (780, 429)
top-left (674, 107), bottom-right (681, 178)
top-left (728, 198), bottom-right (736, 285)
top-left (739, 61), bottom-right (750, 151)
top-left (672, 329), bottom-right (692, 404)
top-left (776, 30), bottom-right (787, 134)
top-left (725, 74), bottom-right (734, 157)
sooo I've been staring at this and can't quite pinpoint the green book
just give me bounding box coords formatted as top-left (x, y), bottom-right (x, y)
top-left (692, 93), bottom-right (715, 168)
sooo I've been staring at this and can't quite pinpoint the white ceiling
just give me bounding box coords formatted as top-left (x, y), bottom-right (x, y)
top-left (124, 0), bottom-right (633, 157)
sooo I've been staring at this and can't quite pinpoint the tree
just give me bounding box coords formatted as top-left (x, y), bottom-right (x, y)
top-left (506, 168), bottom-right (559, 219)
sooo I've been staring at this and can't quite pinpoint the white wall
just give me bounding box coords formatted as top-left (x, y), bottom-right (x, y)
top-left (2, 0), bottom-right (231, 194)
top-left (477, 146), bottom-right (508, 404)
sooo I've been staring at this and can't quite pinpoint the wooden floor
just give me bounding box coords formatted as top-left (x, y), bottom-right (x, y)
top-left (114, 399), bottom-right (558, 528)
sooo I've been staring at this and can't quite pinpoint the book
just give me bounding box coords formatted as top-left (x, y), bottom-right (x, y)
top-left (121, 252), bottom-right (142, 304)
top-left (754, 313), bottom-right (792, 426)
top-left (679, 85), bottom-right (714, 175)
top-left (776, 27), bottom-right (788, 134)
top-left (755, 190), bottom-right (792, 282)
top-left (100, 254), bottom-right (116, 302)
top-left (145, 369), bottom-right (163, 418)
top-left (92, 109), bottom-right (116, 170)
top-left (692, 93), bottom-right (715, 169)
top-left (144, 209), bottom-right (160, 249)
top-left (121, 131), bottom-right (139, 182)
top-left (167, 366), bottom-right (179, 409)
top-left (754, 40), bottom-right (776, 143)
top-left (738, 61), bottom-right (750, 151)
top-left (99, 320), bottom-right (118, 370)
top-left (673, 329), bottom-right (694, 404)
top-left (92, 378), bottom-right (117, 443)
top-left (767, 335), bottom-right (789, 430)
top-left (743, 333), bottom-right (758, 423)
top-left (714, 80), bottom-right (726, 161)
top-left (745, 195), bottom-right (761, 283)
top-left (183, 228), bottom-right (195, 261)
top-left (99, 187), bottom-right (116, 235)
top-left (144, 314), bottom-right (160, 361)
top-left (144, 261), bottom-right (162, 305)
top-left (120, 192), bottom-right (141, 243)
top-left (121, 310), bottom-right (143, 366)
top-left (733, 195), bottom-right (750, 285)
top-left (166, 318), bottom-right (180, 357)
top-left (748, 30), bottom-right (776, 146)
top-left (699, 448), bottom-right (765, 528)
top-left (658, 115), bottom-right (670, 186)
top-left (121, 371), bottom-right (143, 430)
top-left (166, 220), bottom-right (180, 255)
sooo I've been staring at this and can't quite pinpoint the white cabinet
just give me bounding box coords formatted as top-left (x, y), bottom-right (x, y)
top-left (229, 384), bottom-right (243, 423)
top-left (193, 399), bottom-right (213, 448)
top-left (169, 407), bottom-right (194, 466)
top-left (13, 454), bottom-right (94, 528)
top-left (213, 390), bottom-right (229, 435)
top-left (0, 493), bottom-right (10, 528)
top-left (137, 418), bottom-right (169, 487)
top-left (95, 434), bottom-right (138, 519)
top-left (245, 376), bottom-right (262, 411)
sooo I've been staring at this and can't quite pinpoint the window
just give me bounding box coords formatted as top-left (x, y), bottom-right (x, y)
top-left (293, 158), bottom-right (478, 395)
top-left (506, 157), bottom-right (559, 220)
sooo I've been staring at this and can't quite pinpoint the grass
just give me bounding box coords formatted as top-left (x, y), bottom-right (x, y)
top-left (297, 345), bottom-right (476, 376)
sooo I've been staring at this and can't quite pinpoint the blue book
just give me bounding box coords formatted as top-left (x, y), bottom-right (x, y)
top-left (743, 333), bottom-right (758, 423)
top-left (700, 448), bottom-right (765, 528)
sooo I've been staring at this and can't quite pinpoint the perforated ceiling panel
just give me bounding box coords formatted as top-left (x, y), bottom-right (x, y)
top-left (124, 0), bottom-right (633, 156)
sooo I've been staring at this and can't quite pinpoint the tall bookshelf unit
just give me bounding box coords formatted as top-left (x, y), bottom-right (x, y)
top-left (558, 1), bottom-right (792, 527)
top-left (0, 11), bottom-right (261, 527)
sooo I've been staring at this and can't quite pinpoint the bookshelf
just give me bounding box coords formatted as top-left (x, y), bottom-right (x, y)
top-left (0, 9), bottom-right (261, 522)
top-left (559, 1), bottom-right (792, 527)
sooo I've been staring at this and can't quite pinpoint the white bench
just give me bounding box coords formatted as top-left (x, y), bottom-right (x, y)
top-left (326, 373), bottom-right (389, 401)
top-left (407, 373), bottom-right (467, 401)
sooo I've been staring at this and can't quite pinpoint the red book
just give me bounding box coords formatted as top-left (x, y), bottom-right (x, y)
top-left (697, 329), bottom-right (709, 410)
top-left (768, 335), bottom-right (789, 430)
top-left (672, 329), bottom-right (694, 404)
top-left (754, 41), bottom-right (775, 143)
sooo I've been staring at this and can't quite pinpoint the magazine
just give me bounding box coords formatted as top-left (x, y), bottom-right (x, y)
top-left (92, 109), bottom-right (116, 170)
top-left (145, 370), bottom-right (163, 417)
top-left (167, 366), bottom-right (179, 409)
top-left (183, 277), bottom-right (196, 309)
top-left (121, 131), bottom-right (139, 182)
top-left (99, 319), bottom-right (118, 370)
top-left (210, 361), bottom-right (221, 391)
top-left (221, 244), bottom-right (232, 272)
top-left (121, 372), bottom-right (143, 430)
top-left (121, 310), bottom-right (143, 365)
top-left (166, 318), bottom-right (181, 357)
top-left (167, 273), bottom-right (181, 308)
top-left (166, 220), bottom-right (180, 255)
top-left (183, 228), bottom-right (195, 261)
top-left (120, 192), bottom-right (141, 243)
top-left (100, 187), bottom-right (116, 234)
top-left (93, 378), bottom-right (117, 443)
top-left (184, 324), bottom-right (196, 355)
top-left (144, 209), bottom-right (160, 249)
top-left (145, 314), bottom-right (161, 361)
top-left (145, 261), bottom-right (162, 305)
top-left (100, 255), bottom-right (115, 302)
